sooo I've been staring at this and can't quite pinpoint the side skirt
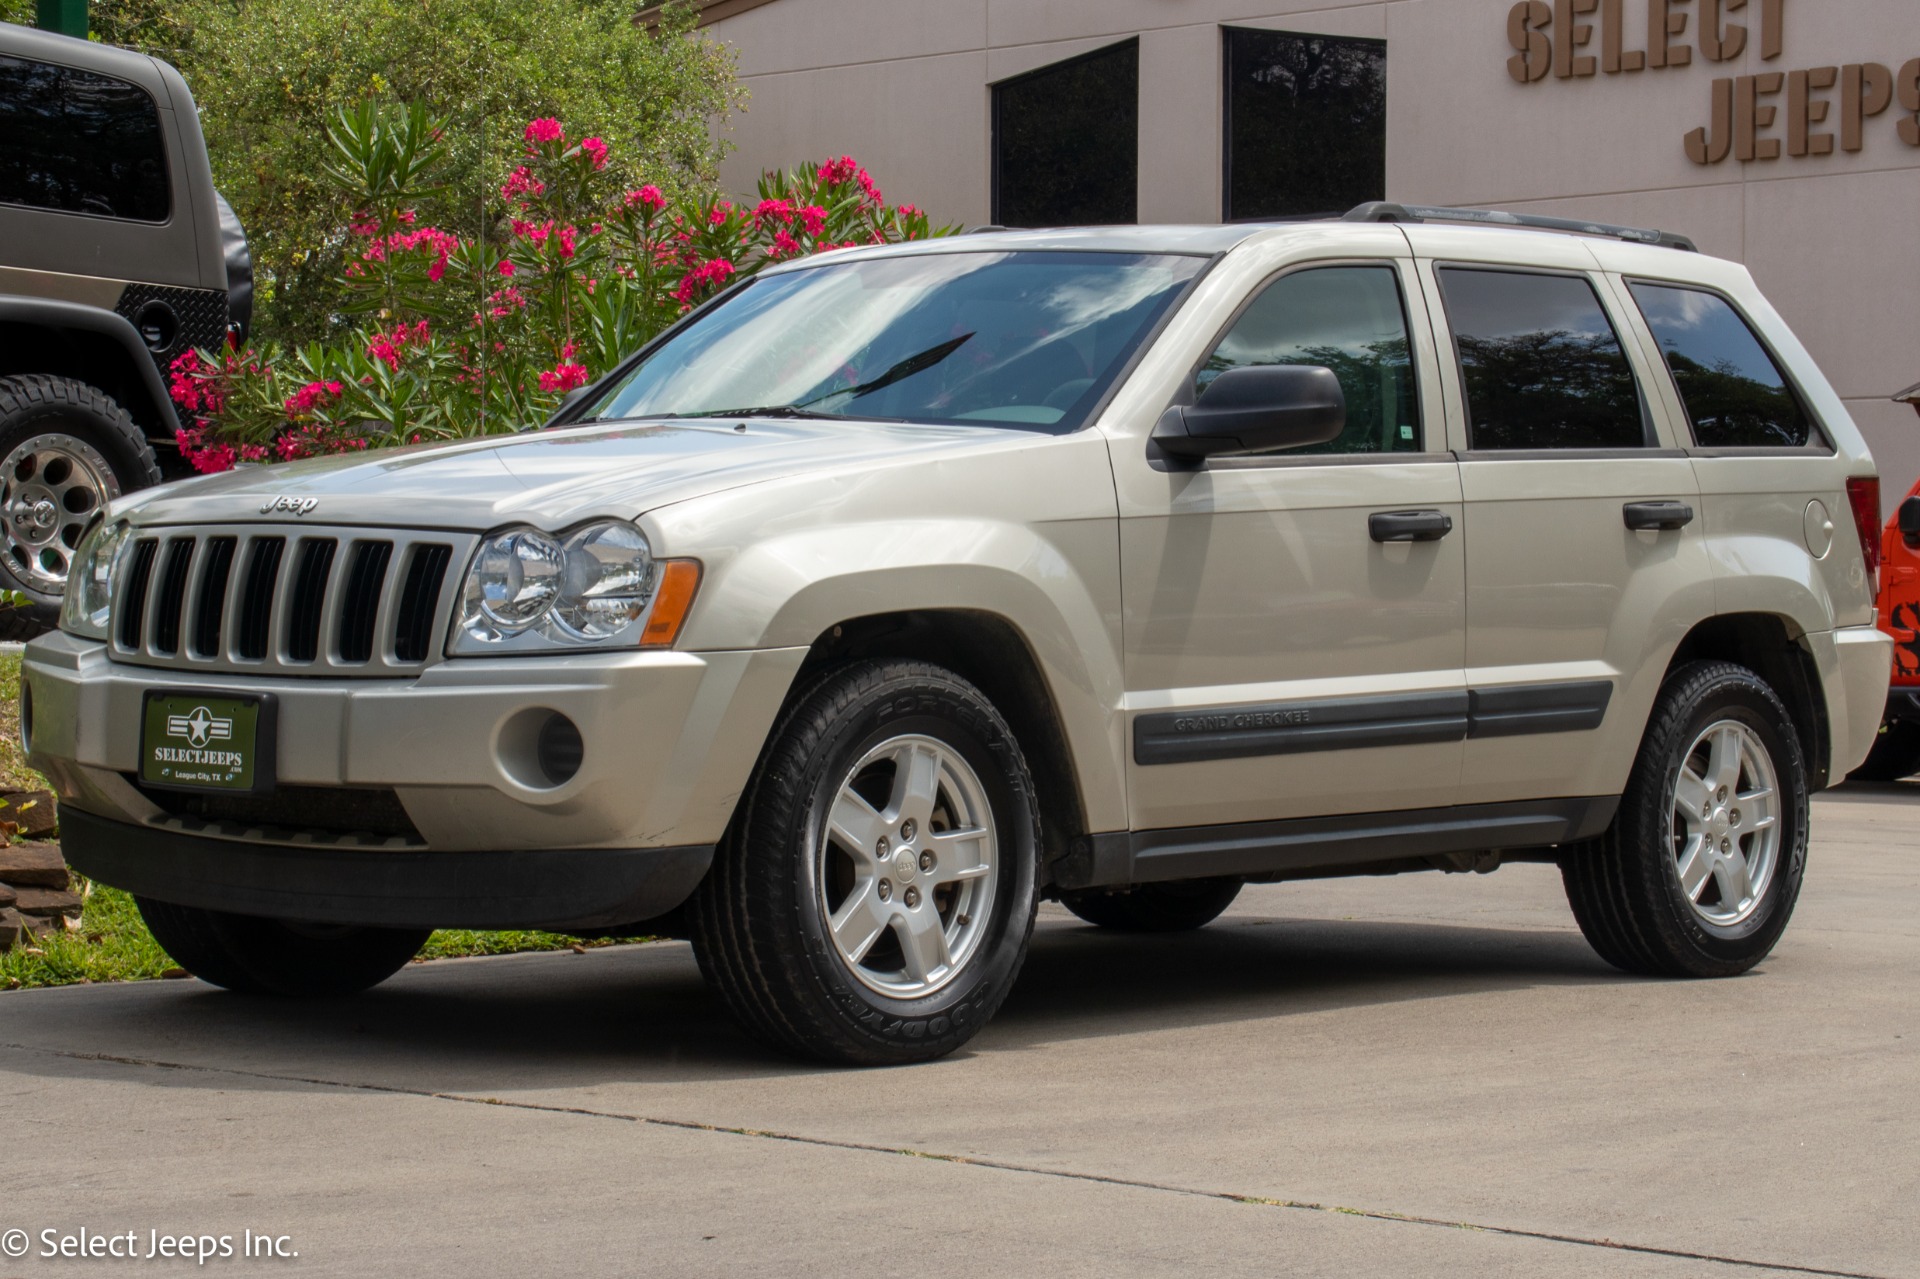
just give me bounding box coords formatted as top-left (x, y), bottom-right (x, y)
top-left (1062, 796), bottom-right (1620, 890)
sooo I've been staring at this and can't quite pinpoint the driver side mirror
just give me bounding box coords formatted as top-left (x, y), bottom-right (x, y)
top-left (1152, 365), bottom-right (1346, 463)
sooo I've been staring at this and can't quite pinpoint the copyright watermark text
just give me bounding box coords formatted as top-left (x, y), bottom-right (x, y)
top-left (1, 1228), bottom-right (297, 1264)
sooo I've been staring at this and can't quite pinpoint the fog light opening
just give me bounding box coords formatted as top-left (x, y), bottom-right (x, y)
top-left (537, 713), bottom-right (584, 786)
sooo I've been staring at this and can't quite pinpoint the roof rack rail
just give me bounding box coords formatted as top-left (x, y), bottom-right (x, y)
top-left (1343, 202), bottom-right (1698, 253)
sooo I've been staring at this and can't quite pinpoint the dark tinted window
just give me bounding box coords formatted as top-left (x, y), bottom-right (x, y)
top-left (0, 54), bottom-right (169, 222)
top-left (1629, 283), bottom-right (1813, 448)
top-left (993, 41), bottom-right (1137, 228)
top-left (1440, 269), bottom-right (1645, 451)
top-left (1199, 266), bottom-right (1419, 454)
top-left (1223, 28), bottom-right (1386, 221)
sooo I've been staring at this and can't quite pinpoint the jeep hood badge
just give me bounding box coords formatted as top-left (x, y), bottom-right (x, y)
top-left (260, 496), bottom-right (319, 516)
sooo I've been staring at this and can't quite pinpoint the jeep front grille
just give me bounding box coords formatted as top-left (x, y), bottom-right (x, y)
top-left (109, 525), bottom-right (477, 677)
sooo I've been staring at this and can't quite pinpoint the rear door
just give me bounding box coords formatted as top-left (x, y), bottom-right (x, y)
top-left (1410, 230), bottom-right (1714, 805)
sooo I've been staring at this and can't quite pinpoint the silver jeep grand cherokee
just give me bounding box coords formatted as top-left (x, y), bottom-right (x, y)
top-left (22, 205), bottom-right (1893, 1065)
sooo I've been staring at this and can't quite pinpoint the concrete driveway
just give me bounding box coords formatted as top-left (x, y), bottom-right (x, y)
top-left (3, 785), bottom-right (1916, 1277)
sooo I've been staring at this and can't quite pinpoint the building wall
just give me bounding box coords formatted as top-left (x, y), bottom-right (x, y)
top-left (707, 0), bottom-right (1920, 499)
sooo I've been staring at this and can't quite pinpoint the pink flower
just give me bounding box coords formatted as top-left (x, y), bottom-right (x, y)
top-left (822, 155), bottom-right (858, 185)
top-left (497, 258), bottom-right (516, 277)
top-left (538, 362), bottom-right (589, 393)
top-left (557, 224), bottom-right (579, 259)
top-left (579, 137), bottom-right (608, 170)
top-left (524, 117), bottom-right (564, 145)
top-left (799, 205), bottom-right (827, 236)
top-left (771, 230), bottom-right (802, 258)
top-left (500, 166), bottom-right (546, 203)
top-left (707, 200), bottom-right (733, 227)
top-left (283, 380), bottom-right (344, 417)
top-left (857, 170), bottom-right (882, 204)
top-left (673, 257), bottom-right (736, 303)
top-left (753, 198), bottom-right (794, 226)
top-left (625, 185), bottom-right (667, 213)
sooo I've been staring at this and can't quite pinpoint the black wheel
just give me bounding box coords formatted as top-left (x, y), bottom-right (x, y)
top-left (0, 375), bottom-right (163, 631)
top-left (1848, 719), bottom-right (1920, 782)
top-left (689, 660), bottom-right (1040, 1066)
top-left (1562, 661), bottom-right (1809, 978)
top-left (136, 897), bottom-right (429, 997)
top-left (1059, 877), bottom-right (1243, 932)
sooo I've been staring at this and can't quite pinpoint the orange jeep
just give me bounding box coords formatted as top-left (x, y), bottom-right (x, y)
top-left (1857, 384), bottom-right (1920, 779)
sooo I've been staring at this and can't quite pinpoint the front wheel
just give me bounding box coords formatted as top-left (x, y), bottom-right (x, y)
top-left (690, 660), bottom-right (1040, 1065)
top-left (136, 897), bottom-right (429, 997)
top-left (1562, 661), bottom-right (1809, 978)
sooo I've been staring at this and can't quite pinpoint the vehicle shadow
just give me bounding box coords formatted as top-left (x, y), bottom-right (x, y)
top-left (2, 912), bottom-right (1623, 1091)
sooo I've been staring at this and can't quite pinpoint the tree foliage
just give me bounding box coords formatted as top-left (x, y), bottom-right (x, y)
top-left (5, 0), bottom-right (741, 344)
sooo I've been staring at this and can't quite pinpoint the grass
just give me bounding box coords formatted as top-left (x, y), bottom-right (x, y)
top-left (0, 652), bottom-right (649, 991)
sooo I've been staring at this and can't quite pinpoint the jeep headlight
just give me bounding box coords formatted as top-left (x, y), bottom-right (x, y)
top-left (60, 516), bottom-right (131, 641)
top-left (452, 520), bottom-right (698, 654)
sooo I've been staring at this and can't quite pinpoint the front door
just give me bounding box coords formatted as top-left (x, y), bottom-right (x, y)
top-left (1112, 249), bottom-right (1468, 833)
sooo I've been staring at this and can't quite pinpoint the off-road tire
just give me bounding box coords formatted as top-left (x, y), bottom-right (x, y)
top-left (1562, 661), bottom-right (1809, 978)
top-left (136, 897), bottom-right (429, 997)
top-left (688, 660), bottom-right (1041, 1066)
top-left (1848, 719), bottom-right (1920, 782)
top-left (1059, 877), bottom-right (1243, 932)
top-left (0, 375), bottom-right (162, 638)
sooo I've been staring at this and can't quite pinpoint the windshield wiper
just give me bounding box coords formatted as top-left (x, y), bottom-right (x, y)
top-left (683, 404), bottom-right (846, 421)
top-left (802, 332), bottom-right (974, 408)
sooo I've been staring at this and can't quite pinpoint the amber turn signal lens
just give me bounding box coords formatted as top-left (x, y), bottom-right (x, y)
top-left (640, 560), bottom-right (702, 648)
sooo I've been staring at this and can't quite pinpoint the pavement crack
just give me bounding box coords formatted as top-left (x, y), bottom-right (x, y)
top-left (0, 1040), bottom-right (1897, 1279)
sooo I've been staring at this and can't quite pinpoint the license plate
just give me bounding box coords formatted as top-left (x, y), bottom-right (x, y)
top-left (139, 692), bottom-right (277, 793)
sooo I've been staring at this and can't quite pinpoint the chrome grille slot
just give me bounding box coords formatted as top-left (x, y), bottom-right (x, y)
top-left (236, 537), bottom-right (284, 661)
top-left (393, 544), bottom-right (452, 664)
top-left (117, 539), bottom-right (158, 649)
top-left (337, 541), bottom-right (393, 664)
top-left (107, 524), bottom-right (477, 677)
top-left (284, 538), bottom-right (337, 663)
top-left (150, 538), bottom-right (194, 655)
top-left (190, 536), bottom-right (236, 658)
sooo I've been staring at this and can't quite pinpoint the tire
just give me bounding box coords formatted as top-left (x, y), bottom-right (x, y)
top-left (1848, 719), bottom-right (1920, 782)
top-left (136, 897), bottom-right (429, 997)
top-left (689, 659), bottom-right (1040, 1066)
top-left (1562, 661), bottom-right (1809, 978)
top-left (0, 375), bottom-right (163, 623)
top-left (1059, 877), bottom-right (1243, 932)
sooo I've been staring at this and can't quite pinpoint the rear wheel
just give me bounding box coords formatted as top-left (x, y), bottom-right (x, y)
top-left (1562, 661), bottom-right (1809, 978)
top-left (0, 375), bottom-right (162, 639)
top-left (1848, 719), bottom-right (1920, 782)
top-left (1059, 878), bottom-right (1243, 932)
top-left (690, 660), bottom-right (1040, 1065)
top-left (136, 897), bottom-right (429, 997)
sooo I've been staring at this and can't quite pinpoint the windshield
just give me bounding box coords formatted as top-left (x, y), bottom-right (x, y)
top-left (586, 250), bottom-right (1207, 431)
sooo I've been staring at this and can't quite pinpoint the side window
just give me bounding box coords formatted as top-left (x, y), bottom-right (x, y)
top-left (0, 54), bottom-right (170, 223)
top-left (1628, 283), bottom-right (1814, 449)
top-left (1439, 268), bottom-right (1646, 451)
top-left (1197, 265), bottom-right (1420, 455)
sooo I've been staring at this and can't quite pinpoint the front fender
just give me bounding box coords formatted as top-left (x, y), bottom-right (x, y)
top-left (675, 515), bottom-right (1129, 832)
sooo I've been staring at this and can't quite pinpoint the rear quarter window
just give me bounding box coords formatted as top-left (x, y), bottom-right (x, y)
top-left (1628, 282), bottom-right (1815, 449)
top-left (0, 53), bottom-right (170, 223)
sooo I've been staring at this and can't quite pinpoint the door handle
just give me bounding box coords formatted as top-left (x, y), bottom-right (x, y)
top-left (1623, 500), bottom-right (1695, 531)
top-left (1369, 510), bottom-right (1454, 543)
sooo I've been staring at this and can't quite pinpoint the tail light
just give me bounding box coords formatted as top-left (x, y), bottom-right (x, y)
top-left (1846, 476), bottom-right (1881, 596)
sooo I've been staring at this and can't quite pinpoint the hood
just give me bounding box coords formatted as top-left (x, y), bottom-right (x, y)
top-left (117, 417), bottom-right (1025, 531)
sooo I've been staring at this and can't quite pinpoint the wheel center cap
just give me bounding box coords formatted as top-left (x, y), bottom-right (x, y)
top-left (29, 498), bottom-right (55, 530)
top-left (891, 847), bottom-right (918, 883)
top-left (1710, 809), bottom-right (1730, 838)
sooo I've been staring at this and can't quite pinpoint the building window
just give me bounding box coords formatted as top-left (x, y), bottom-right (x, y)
top-left (0, 53), bottom-right (170, 223)
top-left (1223, 28), bottom-right (1385, 222)
top-left (992, 40), bottom-right (1138, 229)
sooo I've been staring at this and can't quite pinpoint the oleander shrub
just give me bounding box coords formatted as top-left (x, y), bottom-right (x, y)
top-left (167, 104), bottom-right (953, 471)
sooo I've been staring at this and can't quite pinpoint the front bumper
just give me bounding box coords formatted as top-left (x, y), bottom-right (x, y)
top-left (22, 631), bottom-right (807, 853)
top-left (62, 808), bottom-right (710, 930)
